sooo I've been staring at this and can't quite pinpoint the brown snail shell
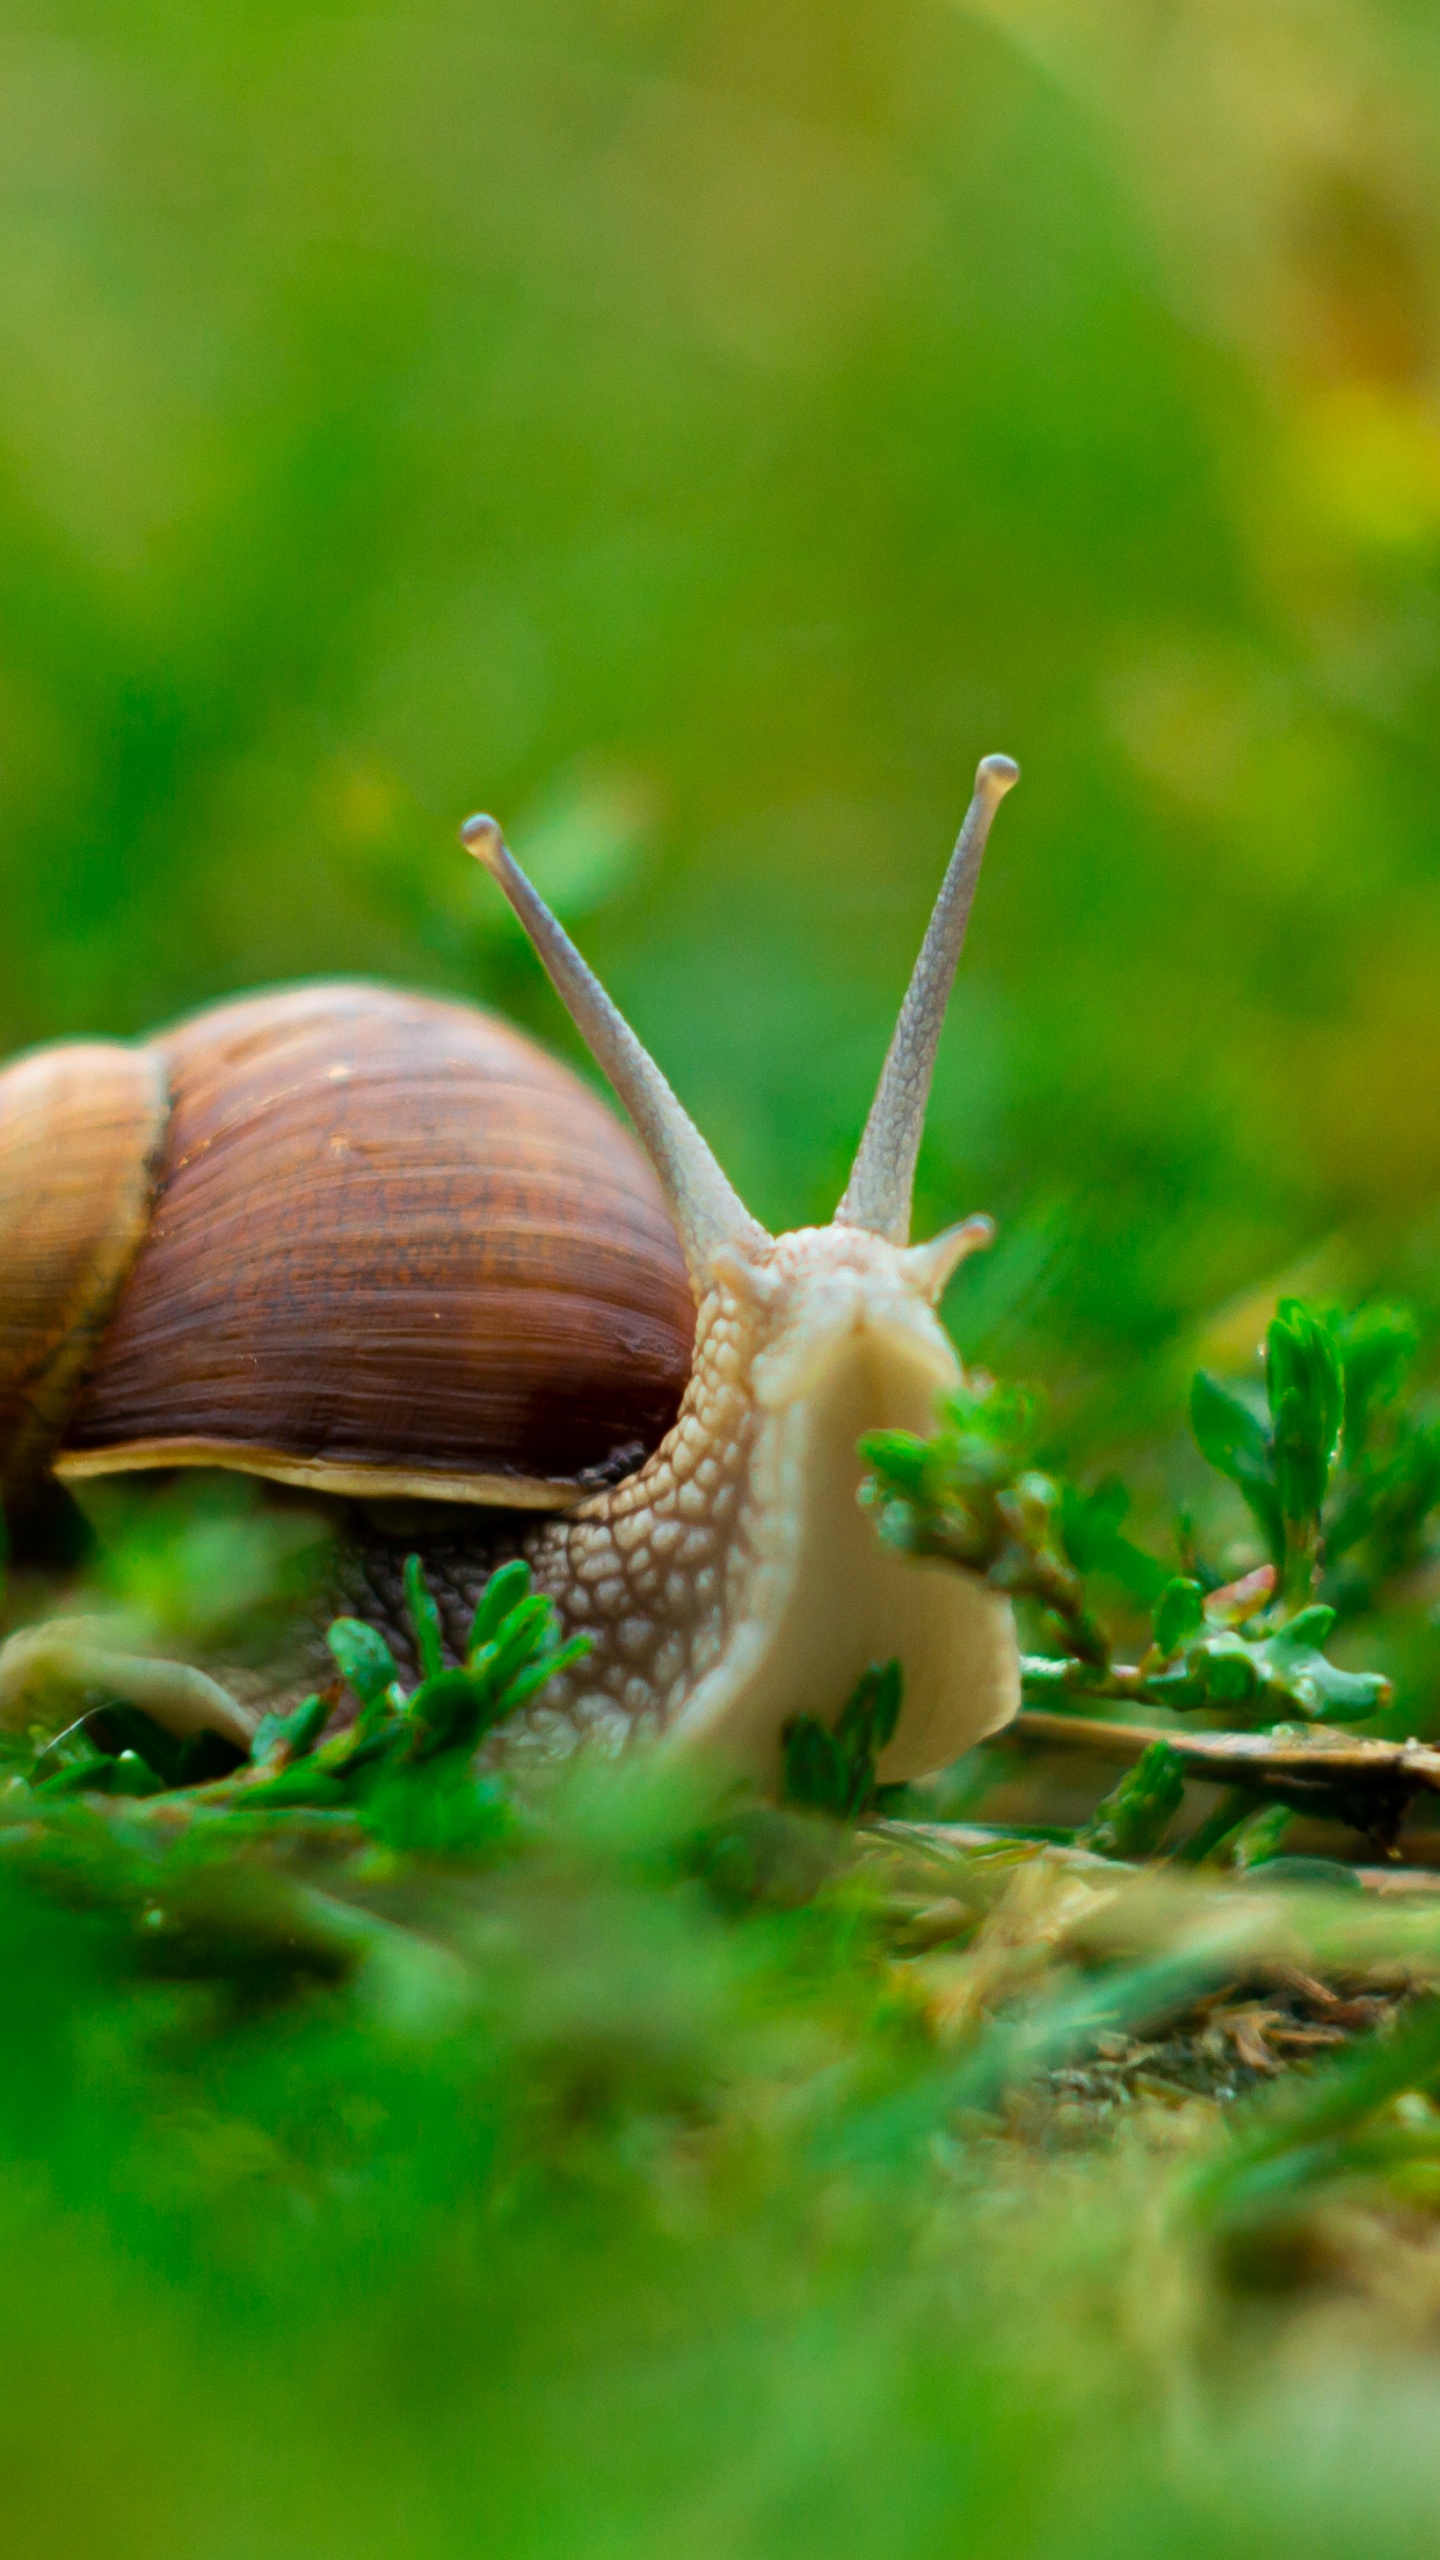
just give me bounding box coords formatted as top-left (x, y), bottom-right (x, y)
top-left (0, 1041), bottom-right (169, 1516)
top-left (1, 983), bottom-right (695, 1524)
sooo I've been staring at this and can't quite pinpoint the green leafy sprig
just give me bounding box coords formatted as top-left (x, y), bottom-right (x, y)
top-left (865, 1309), bottom-right (1400, 1735)
top-left (859, 1298), bottom-right (1439, 1861)
top-left (780, 1661), bottom-right (905, 1819)
top-left (1193, 1299), bottom-right (1344, 1605)
top-left (246, 1556), bottom-right (590, 1846)
top-left (1195, 1300), bottom-right (1440, 1616)
top-left (30, 1557), bottom-right (589, 1853)
top-left (860, 1375), bottom-right (1110, 1667)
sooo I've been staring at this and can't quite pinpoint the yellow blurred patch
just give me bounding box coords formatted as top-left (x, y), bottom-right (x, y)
top-left (1105, 639), bottom-right (1278, 817)
top-left (317, 760), bottom-right (405, 847)
top-left (1292, 383), bottom-right (1440, 554)
top-left (1195, 1244), bottom-right (1356, 1377)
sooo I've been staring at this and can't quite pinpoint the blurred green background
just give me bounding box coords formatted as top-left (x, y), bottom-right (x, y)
top-left (8, 13), bottom-right (1440, 2553)
top-left (9, 0), bottom-right (1440, 1431)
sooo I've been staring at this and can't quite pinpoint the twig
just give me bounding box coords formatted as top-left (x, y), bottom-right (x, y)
top-left (870, 1818), bottom-right (1118, 1869)
top-left (1004, 1707), bottom-right (1440, 1840)
top-left (870, 1817), bottom-right (1440, 1897)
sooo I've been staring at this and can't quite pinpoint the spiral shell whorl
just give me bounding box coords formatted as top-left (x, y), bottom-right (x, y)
top-left (0, 1041), bottom-right (169, 1518)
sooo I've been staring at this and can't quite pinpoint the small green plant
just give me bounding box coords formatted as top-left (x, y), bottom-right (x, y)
top-left (1193, 1300), bottom-right (1440, 1617)
top-left (1076, 1738), bottom-right (1187, 1861)
top-left (860, 1295), bottom-right (1440, 1860)
top-left (780, 1659), bottom-right (904, 1818)
top-left (5, 1321), bottom-right (1440, 2560)
top-left (860, 1374), bottom-right (1112, 1664)
top-left (30, 1555), bottom-right (591, 1853)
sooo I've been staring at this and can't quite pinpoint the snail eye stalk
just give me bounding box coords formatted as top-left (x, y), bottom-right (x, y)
top-left (836, 754), bottom-right (1018, 1247)
top-left (463, 814), bottom-right (768, 1291)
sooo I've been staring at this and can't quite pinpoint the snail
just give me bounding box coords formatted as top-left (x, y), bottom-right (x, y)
top-left (0, 755), bottom-right (1022, 1784)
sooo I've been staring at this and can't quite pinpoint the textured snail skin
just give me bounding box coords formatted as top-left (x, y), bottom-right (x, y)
top-left (338, 1225), bottom-right (1018, 1786)
top-left (533, 1226), bottom-right (1017, 1780)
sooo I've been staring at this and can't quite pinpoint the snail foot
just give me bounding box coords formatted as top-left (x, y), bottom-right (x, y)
top-left (0, 1617), bottom-right (256, 1752)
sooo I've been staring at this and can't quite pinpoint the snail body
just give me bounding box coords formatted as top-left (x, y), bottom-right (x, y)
top-left (0, 760), bottom-right (1023, 1784)
top-left (511, 1217), bottom-right (1016, 1773)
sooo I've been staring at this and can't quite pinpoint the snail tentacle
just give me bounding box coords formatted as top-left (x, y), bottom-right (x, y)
top-left (900, 1213), bottom-right (997, 1304)
top-left (836, 754), bottom-right (1018, 1245)
top-left (462, 814), bottom-right (768, 1289)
